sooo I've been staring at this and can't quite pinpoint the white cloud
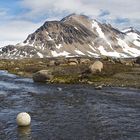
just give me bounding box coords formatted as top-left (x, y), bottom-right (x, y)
top-left (20, 0), bottom-right (140, 29)
top-left (1, 0), bottom-right (140, 46)
top-left (0, 8), bottom-right (7, 16)
top-left (0, 20), bottom-right (41, 47)
top-left (20, 0), bottom-right (99, 18)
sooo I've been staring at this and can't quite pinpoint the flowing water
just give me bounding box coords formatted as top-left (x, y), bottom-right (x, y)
top-left (0, 70), bottom-right (140, 140)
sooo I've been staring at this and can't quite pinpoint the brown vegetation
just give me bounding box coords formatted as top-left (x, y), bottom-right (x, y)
top-left (0, 57), bottom-right (140, 88)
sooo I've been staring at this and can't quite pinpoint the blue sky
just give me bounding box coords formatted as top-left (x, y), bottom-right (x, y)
top-left (0, 0), bottom-right (140, 46)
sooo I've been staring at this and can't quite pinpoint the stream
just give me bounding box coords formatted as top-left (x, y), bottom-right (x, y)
top-left (0, 70), bottom-right (140, 140)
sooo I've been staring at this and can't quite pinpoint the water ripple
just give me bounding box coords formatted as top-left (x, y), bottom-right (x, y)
top-left (0, 71), bottom-right (140, 140)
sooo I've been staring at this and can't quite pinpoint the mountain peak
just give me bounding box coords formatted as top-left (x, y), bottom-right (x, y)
top-left (122, 27), bottom-right (140, 34)
top-left (1, 14), bottom-right (140, 59)
top-left (61, 13), bottom-right (90, 22)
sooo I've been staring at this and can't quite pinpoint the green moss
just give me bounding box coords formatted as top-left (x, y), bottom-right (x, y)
top-left (51, 75), bottom-right (80, 84)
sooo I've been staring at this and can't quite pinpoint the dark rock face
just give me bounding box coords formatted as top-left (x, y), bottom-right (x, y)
top-left (123, 27), bottom-right (140, 35)
top-left (24, 18), bottom-right (95, 47)
top-left (136, 57), bottom-right (140, 64)
top-left (0, 45), bottom-right (15, 54)
top-left (0, 14), bottom-right (140, 59)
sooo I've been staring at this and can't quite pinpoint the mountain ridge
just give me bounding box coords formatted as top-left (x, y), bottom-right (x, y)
top-left (0, 14), bottom-right (140, 59)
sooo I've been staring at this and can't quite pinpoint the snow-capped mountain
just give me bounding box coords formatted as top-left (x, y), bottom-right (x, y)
top-left (0, 14), bottom-right (140, 59)
top-left (122, 27), bottom-right (140, 47)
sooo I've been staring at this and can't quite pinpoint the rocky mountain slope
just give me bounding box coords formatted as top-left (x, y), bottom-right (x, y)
top-left (122, 27), bottom-right (140, 47)
top-left (0, 14), bottom-right (140, 59)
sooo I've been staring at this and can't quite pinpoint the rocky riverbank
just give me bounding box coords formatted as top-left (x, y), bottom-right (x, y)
top-left (0, 57), bottom-right (140, 88)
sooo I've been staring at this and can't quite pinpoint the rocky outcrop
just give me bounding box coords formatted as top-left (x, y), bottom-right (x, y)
top-left (136, 57), bottom-right (140, 64)
top-left (32, 70), bottom-right (54, 82)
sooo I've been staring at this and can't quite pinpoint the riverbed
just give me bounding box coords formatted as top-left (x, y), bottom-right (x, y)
top-left (0, 70), bottom-right (140, 140)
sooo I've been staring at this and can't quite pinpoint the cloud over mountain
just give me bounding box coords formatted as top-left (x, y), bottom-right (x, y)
top-left (0, 0), bottom-right (140, 46)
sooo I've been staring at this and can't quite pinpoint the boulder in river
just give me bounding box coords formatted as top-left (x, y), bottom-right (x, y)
top-left (33, 70), bottom-right (54, 82)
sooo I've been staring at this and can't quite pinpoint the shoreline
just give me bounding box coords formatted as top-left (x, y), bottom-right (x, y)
top-left (0, 58), bottom-right (140, 89)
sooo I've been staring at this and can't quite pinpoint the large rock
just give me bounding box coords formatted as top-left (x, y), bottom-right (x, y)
top-left (68, 58), bottom-right (79, 65)
top-left (33, 70), bottom-right (54, 82)
top-left (89, 61), bottom-right (103, 73)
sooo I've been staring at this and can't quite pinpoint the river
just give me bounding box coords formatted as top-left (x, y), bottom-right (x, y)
top-left (0, 70), bottom-right (140, 140)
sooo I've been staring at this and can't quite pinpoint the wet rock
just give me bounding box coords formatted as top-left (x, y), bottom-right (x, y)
top-left (33, 70), bottom-right (54, 82)
top-left (57, 87), bottom-right (62, 91)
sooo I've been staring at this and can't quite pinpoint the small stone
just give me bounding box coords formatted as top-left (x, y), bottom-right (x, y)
top-left (95, 85), bottom-right (103, 90)
top-left (87, 81), bottom-right (93, 84)
top-left (57, 87), bottom-right (62, 91)
top-left (16, 112), bottom-right (31, 127)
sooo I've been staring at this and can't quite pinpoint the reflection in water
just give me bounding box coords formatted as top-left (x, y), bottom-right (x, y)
top-left (17, 126), bottom-right (32, 139)
top-left (0, 71), bottom-right (140, 140)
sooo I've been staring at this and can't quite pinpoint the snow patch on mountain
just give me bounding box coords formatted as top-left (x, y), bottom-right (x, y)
top-left (92, 20), bottom-right (112, 50)
top-left (74, 27), bottom-right (78, 30)
top-left (75, 50), bottom-right (85, 55)
top-left (48, 36), bottom-right (54, 41)
top-left (98, 46), bottom-right (125, 58)
top-left (126, 33), bottom-right (140, 47)
top-left (134, 41), bottom-right (140, 47)
top-left (56, 44), bottom-right (63, 49)
top-left (51, 51), bottom-right (70, 57)
top-left (122, 27), bottom-right (140, 47)
top-left (37, 52), bottom-right (43, 58)
top-left (87, 51), bottom-right (99, 57)
top-left (117, 38), bottom-right (140, 57)
top-left (88, 44), bottom-right (96, 52)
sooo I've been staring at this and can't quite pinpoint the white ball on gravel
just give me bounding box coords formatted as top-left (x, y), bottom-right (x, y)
top-left (16, 112), bottom-right (31, 127)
